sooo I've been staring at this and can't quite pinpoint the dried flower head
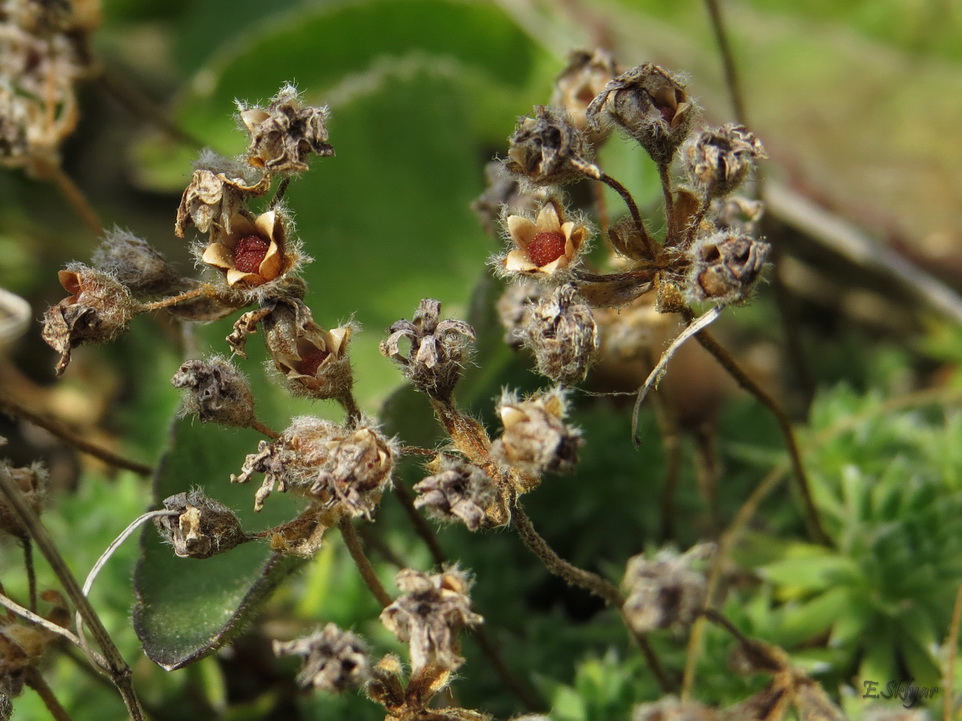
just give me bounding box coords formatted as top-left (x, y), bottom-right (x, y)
top-left (260, 298), bottom-right (354, 400)
top-left (684, 124), bottom-right (766, 200)
top-left (175, 152), bottom-right (270, 238)
top-left (0, 590), bottom-right (68, 701)
top-left (491, 387), bottom-right (582, 477)
top-left (587, 63), bottom-right (696, 165)
top-left (380, 299), bottom-right (475, 401)
top-left (621, 544), bottom-right (713, 634)
top-left (91, 229), bottom-right (182, 297)
top-left (711, 196), bottom-right (765, 233)
top-left (200, 209), bottom-right (302, 291)
top-left (0, 461), bottom-right (46, 539)
top-left (42, 265), bottom-right (138, 376)
top-left (238, 84), bottom-right (334, 173)
top-left (231, 416), bottom-right (396, 518)
top-left (496, 279), bottom-right (548, 349)
top-left (519, 283), bottom-right (598, 385)
top-left (632, 696), bottom-right (718, 721)
top-left (595, 295), bottom-right (675, 361)
top-left (501, 200), bottom-right (588, 277)
top-left (505, 105), bottom-right (592, 185)
top-left (552, 48), bottom-right (619, 138)
top-left (413, 456), bottom-right (500, 531)
top-left (471, 161), bottom-right (547, 236)
top-left (154, 490), bottom-right (249, 559)
top-left (685, 231), bottom-right (770, 306)
top-left (379, 567), bottom-right (483, 671)
top-left (170, 356), bottom-right (256, 428)
top-left (273, 623), bottom-right (371, 693)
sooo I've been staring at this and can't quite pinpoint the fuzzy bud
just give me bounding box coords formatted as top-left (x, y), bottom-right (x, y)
top-left (231, 416), bottom-right (396, 518)
top-left (621, 544), bottom-right (712, 634)
top-left (519, 283), bottom-right (598, 386)
top-left (0, 462), bottom-right (46, 539)
top-left (259, 298), bottom-right (354, 401)
top-left (381, 299), bottom-right (475, 401)
top-left (379, 568), bottom-right (483, 672)
top-left (273, 623), bottom-right (371, 693)
top-left (496, 280), bottom-right (547, 349)
top-left (685, 231), bottom-right (770, 306)
top-left (587, 63), bottom-right (696, 165)
top-left (238, 84), bottom-right (334, 174)
top-left (91, 229), bottom-right (182, 297)
top-left (171, 357), bottom-right (256, 428)
top-left (175, 152), bottom-right (270, 238)
top-left (42, 265), bottom-right (138, 376)
top-left (413, 457), bottom-right (500, 531)
top-left (505, 105), bottom-right (593, 185)
top-left (684, 124), bottom-right (766, 200)
top-left (154, 491), bottom-right (248, 559)
top-left (491, 388), bottom-right (581, 477)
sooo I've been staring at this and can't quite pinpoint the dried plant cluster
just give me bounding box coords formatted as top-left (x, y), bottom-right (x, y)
top-left (0, 33), bottom-right (897, 721)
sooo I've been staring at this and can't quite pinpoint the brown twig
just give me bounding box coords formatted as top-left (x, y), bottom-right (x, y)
top-left (25, 668), bottom-right (74, 721)
top-left (0, 392), bottom-right (153, 476)
top-left (658, 162), bottom-right (675, 243)
top-left (137, 286), bottom-right (211, 313)
top-left (250, 419), bottom-right (280, 440)
top-left (338, 516), bottom-right (392, 608)
top-left (23, 538), bottom-right (37, 612)
top-left (46, 164), bottom-right (104, 237)
top-left (703, 0), bottom-right (748, 127)
top-left (270, 176), bottom-right (292, 208)
top-left (392, 479), bottom-right (446, 568)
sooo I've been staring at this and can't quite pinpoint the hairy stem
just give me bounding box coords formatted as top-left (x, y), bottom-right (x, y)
top-left (0, 466), bottom-right (146, 720)
top-left (270, 176), bottom-right (292, 208)
top-left (25, 668), bottom-right (74, 721)
top-left (658, 162), bottom-right (675, 244)
top-left (338, 517), bottom-right (392, 607)
top-left (47, 165), bottom-right (104, 237)
top-left (392, 479), bottom-right (446, 567)
top-left (600, 172), bottom-right (658, 261)
top-left (429, 399), bottom-right (491, 467)
top-left (250, 419), bottom-right (280, 440)
top-left (23, 537), bottom-right (37, 611)
top-left (137, 285), bottom-right (211, 313)
top-left (339, 390), bottom-right (362, 428)
top-left (0, 392), bottom-right (152, 476)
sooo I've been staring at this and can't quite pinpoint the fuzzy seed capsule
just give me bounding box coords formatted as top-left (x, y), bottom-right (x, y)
top-left (684, 123), bottom-right (766, 200)
top-left (686, 231), bottom-right (770, 306)
top-left (519, 283), bottom-right (598, 385)
top-left (505, 105), bottom-right (593, 186)
top-left (170, 356), bottom-right (256, 428)
top-left (491, 388), bottom-right (582, 477)
top-left (154, 491), bottom-right (248, 559)
top-left (273, 623), bottom-right (371, 693)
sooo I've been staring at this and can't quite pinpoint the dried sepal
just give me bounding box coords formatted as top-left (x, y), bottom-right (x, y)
top-left (231, 416), bottom-right (396, 519)
top-left (238, 84), bottom-right (334, 173)
top-left (499, 200), bottom-right (588, 278)
top-left (491, 387), bottom-right (582, 478)
top-left (684, 124), bottom-right (766, 200)
top-left (0, 591), bottom-right (67, 700)
top-left (379, 567), bottom-right (483, 672)
top-left (380, 299), bottom-right (475, 401)
top-left (413, 456), bottom-right (501, 531)
top-left (505, 105), bottom-right (593, 185)
top-left (175, 152), bottom-right (270, 238)
top-left (200, 209), bottom-right (304, 292)
top-left (621, 543), bottom-right (713, 634)
top-left (552, 48), bottom-right (620, 140)
top-left (685, 231), bottom-right (770, 306)
top-left (91, 228), bottom-right (183, 297)
top-left (496, 280), bottom-right (548, 349)
top-left (42, 265), bottom-right (138, 375)
top-left (154, 490), bottom-right (249, 559)
top-left (273, 623), bottom-right (371, 693)
top-left (587, 63), bottom-right (697, 165)
top-left (518, 283), bottom-right (598, 385)
top-left (471, 161), bottom-right (547, 236)
top-left (170, 356), bottom-right (256, 428)
top-left (0, 461), bottom-right (47, 539)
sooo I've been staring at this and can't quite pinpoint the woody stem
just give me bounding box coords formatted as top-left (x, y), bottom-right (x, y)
top-left (137, 285), bottom-right (211, 313)
top-left (338, 517), bottom-right (392, 607)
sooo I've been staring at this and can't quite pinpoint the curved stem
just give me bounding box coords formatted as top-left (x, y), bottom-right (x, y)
top-left (703, 0), bottom-right (748, 127)
top-left (0, 392), bottom-right (152, 476)
top-left (250, 419), bottom-right (280, 440)
top-left (339, 390), bottom-right (362, 429)
top-left (47, 165), bottom-right (103, 237)
top-left (25, 668), bottom-right (74, 721)
top-left (658, 162), bottom-right (676, 244)
top-left (23, 537), bottom-right (37, 611)
top-left (137, 285), bottom-right (211, 313)
top-left (682, 315), bottom-right (830, 545)
top-left (392, 479), bottom-right (446, 567)
top-left (600, 172), bottom-right (658, 261)
top-left (270, 176), bottom-right (292, 208)
top-left (338, 517), bottom-right (392, 608)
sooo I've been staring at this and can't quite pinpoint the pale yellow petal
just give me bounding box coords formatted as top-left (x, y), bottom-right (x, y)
top-left (506, 215), bottom-right (537, 250)
top-left (535, 203), bottom-right (562, 232)
top-left (504, 250), bottom-right (539, 273)
top-left (201, 243), bottom-right (234, 269)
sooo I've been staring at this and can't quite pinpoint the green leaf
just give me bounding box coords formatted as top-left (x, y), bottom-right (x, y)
top-left (758, 544), bottom-right (861, 596)
top-left (133, 419), bottom-right (304, 670)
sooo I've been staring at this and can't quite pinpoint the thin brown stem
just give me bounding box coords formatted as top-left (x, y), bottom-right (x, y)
top-left (0, 393), bottom-right (153, 476)
top-left (592, 180), bottom-right (611, 243)
top-left (47, 164), bottom-right (104, 237)
top-left (270, 176), bottom-right (292, 208)
top-left (250, 419), bottom-right (280, 440)
top-left (23, 538), bottom-right (37, 612)
top-left (658, 162), bottom-right (675, 244)
top-left (623, 623), bottom-right (677, 695)
top-left (703, 0), bottom-right (748, 127)
top-left (0, 466), bottom-right (146, 721)
top-left (338, 517), bottom-right (392, 608)
top-left (693, 425), bottom-right (720, 537)
top-left (682, 317), bottom-right (830, 546)
top-left (392, 479), bottom-right (446, 568)
top-left (25, 668), bottom-right (74, 721)
top-left (339, 390), bottom-right (362, 428)
top-left (137, 286), bottom-right (211, 313)
top-left (598, 172), bottom-right (658, 261)
top-left (97, 65), bottom-right (204, 149)
top-left (682, 197), bottom-right (711, 249)
top-left (944, 581), bottom-right (962, 721)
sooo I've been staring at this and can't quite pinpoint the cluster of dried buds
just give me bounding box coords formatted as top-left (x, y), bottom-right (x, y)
top-left (0, 0), bottom-right (99, 176)
top-left (477, 50), bottom-right (770, 391)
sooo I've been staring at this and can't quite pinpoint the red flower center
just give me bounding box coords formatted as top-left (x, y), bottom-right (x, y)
top-left (233, 235), bottom-right (271, 274)
top-left (297, 347), bottom-right (330, 377)
top-left (527, 231), bottom-right (567, 267)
